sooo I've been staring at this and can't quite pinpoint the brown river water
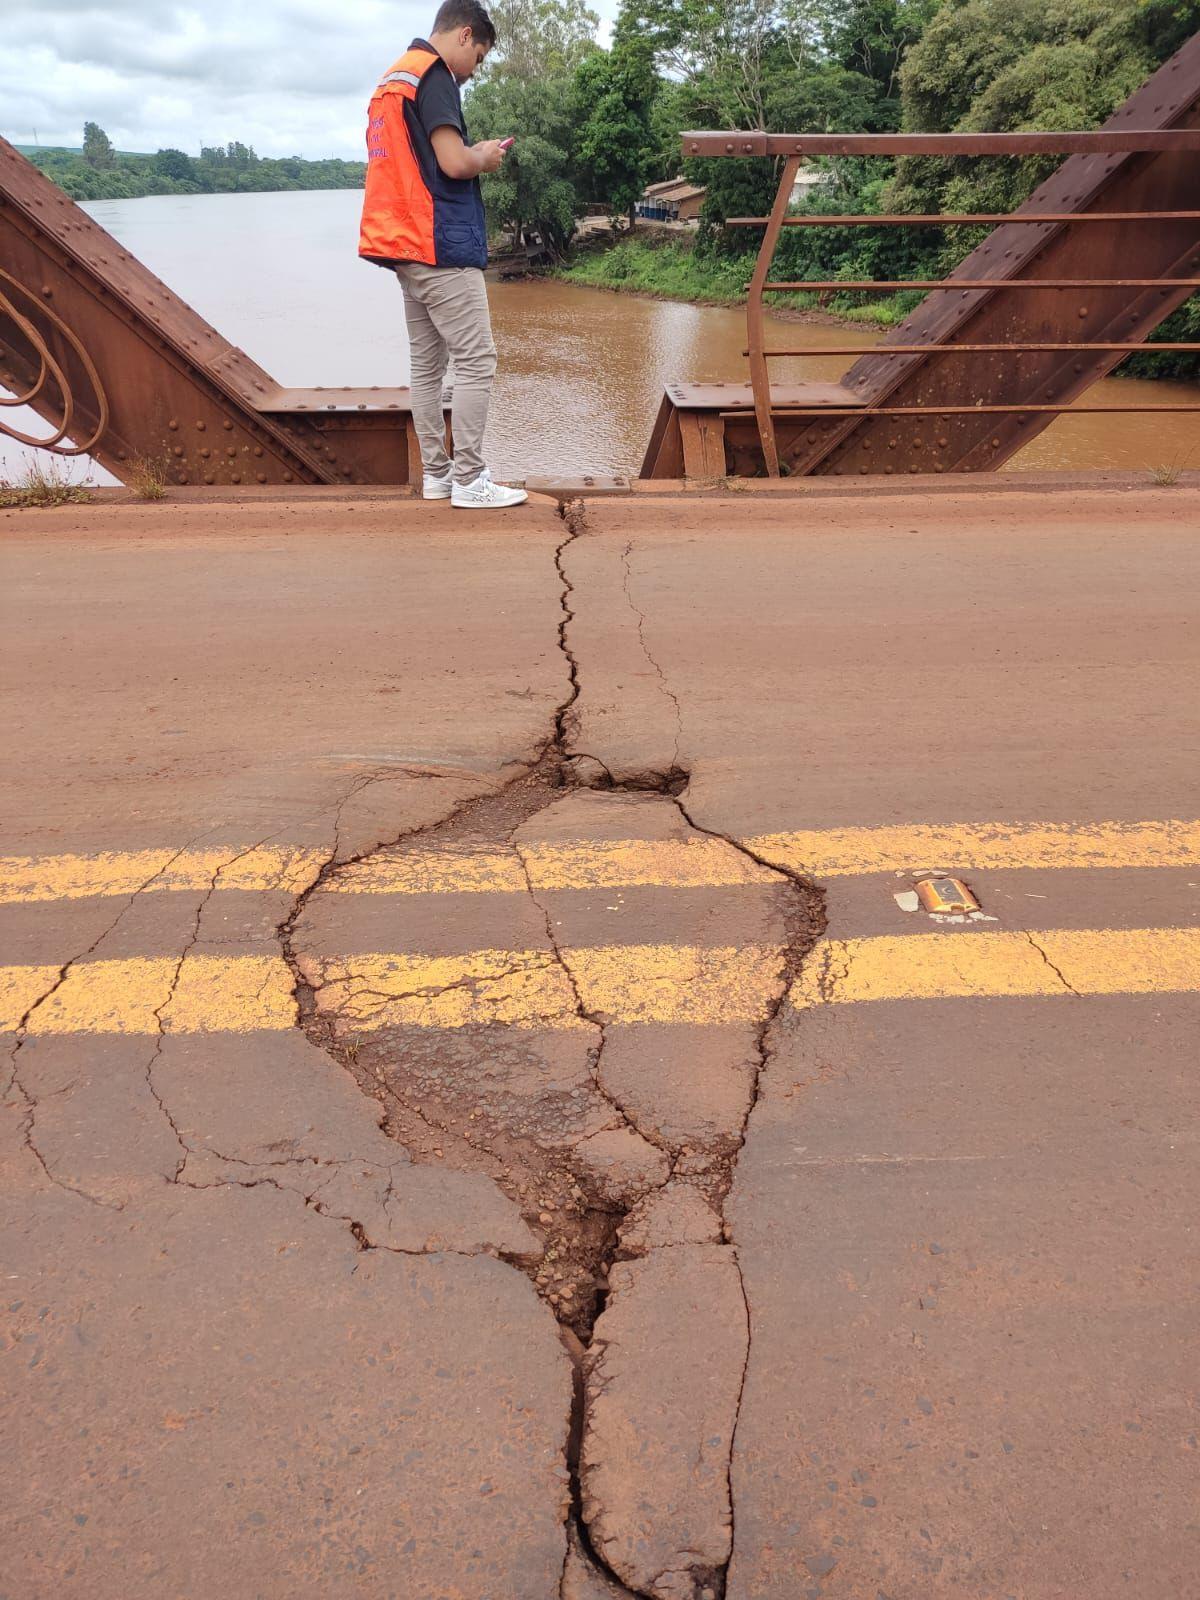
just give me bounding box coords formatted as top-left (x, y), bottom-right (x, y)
top-left (3, 188), bottom-right (1196, 484)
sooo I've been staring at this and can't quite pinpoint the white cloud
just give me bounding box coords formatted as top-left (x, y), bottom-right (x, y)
top-left (0, 0), bottom-right (620, 159)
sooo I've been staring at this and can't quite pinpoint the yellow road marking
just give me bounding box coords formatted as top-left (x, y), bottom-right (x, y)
top-left (751, 819), bottom-right (1200, 878)
top-left (1, 955), bottom-right (297, 1035)
top-left (796, 926), bottom-right (1200, 1006)
top-left (346, 838), bottom-right (774, 895)
top-left (3, 819), bottom-right (1199, 905)
top-left (311, 943), bottom-right (785, 1032)
top-left (2, 928), bottom-right (1197, 1034)
top-left (0, 847), bottom-right (322, 905)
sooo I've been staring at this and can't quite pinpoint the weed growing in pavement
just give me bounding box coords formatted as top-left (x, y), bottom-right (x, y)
top-left (1149, 460), bottom-right (1186, 487)
top-left (126, 454), bottom-right (169, 500)
top-left (0, 455), bottom-right (93, 509)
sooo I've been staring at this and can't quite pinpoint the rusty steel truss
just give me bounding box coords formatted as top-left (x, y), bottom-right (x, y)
top-left (643, 30), bottom-right (1200, 479)
top-left (0, 137), bottom-right (429, 487)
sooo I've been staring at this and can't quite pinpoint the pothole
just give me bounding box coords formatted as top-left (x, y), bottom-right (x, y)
top-left (282, 762), bottom-right (819, 1345)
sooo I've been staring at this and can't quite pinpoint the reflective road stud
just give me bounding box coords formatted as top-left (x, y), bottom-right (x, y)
top-left (916, 876), bottom-right (980, 914)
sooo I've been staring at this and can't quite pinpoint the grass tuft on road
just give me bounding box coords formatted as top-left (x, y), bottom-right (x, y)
top-left (0, 457), bottom-right (93, 509)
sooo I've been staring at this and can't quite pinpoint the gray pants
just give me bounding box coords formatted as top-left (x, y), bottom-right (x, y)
top-left (395, 262), bottom-right (497, 484)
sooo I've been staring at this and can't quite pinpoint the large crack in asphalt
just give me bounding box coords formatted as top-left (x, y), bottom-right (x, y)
top-left (5, 499), bottom-right (823, 1599)
top-left (264, 500), bottom-right (827, 1599)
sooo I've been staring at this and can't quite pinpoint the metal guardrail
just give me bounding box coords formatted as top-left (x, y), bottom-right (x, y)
top-left (683, 122), bottom-right (1200, 475)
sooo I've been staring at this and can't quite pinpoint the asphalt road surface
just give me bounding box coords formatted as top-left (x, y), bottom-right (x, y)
top-left (2, 480), bottom-right (1198, 1599)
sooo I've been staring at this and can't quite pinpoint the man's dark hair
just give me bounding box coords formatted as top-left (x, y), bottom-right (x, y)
top-left (432, 0), bottom-right (496, 48)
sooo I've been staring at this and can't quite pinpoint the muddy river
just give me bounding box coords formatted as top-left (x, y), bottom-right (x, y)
top-left (3, 187), bottom-right (1196, 484)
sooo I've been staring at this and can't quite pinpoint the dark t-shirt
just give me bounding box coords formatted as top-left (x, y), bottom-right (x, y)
top-left (412, 39), bottom-right (468, 143)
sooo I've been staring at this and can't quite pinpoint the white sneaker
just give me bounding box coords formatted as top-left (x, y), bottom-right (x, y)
top-left (423, 470), bottom-right (453, 500)
top-left (451, 470), bottom-right (528, 510)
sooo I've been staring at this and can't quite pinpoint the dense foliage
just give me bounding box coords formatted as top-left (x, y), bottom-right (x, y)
top-left (560, 0), bottom-right (1198, 374)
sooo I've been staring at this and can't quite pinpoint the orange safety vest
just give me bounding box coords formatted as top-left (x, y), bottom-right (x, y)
top-left (358, 45), bottom-right (488, 271)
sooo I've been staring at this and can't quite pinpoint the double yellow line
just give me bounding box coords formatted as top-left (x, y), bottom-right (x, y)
top-left (3, 927), bottom-right (1198, 1035)
top-left (4, 818), bottom-right (1199, 903)
top-left (3, 819), bottom-right (1198, 1034)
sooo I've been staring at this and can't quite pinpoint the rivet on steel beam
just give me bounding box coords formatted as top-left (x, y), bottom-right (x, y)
top-left (42, 286), bottom-right (52, 297)
top-left (204, 476), bottom-right (215, 485)
top-left (200, 449), bottom-right (211, 459)
top-left (256, 473), bottom-right (267, 483)
top-left (223, 420), bottom-right (234, 430)
top-left (909, 464), bottom-right (919, 473)
top-left (196, 421), bottom-right (206, 430)
top-left (991, 437), bottom-right (1001, 447)
top-left (172, 446), bottom-right (184, 458)
top-left (690, 143), bottom-right (698, 153)
top-left (725, 142), bottom-right (733, 152)
top-left (231, 474), bottom-right (242, 484)
top-left (1078, 306), bottom-right (1089, 317)
top-left (885, 465), bottom-right (894, 474)
top-left (253, 447), bottom-right (263, 457)
top-left (177, 474), bottom-right (188, 484)
top-left (938, 437), bottom-right (948, 447)
top-left (168, 419), bottom-right (179, 430)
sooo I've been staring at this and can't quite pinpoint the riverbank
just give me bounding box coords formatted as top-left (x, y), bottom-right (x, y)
top-left (22, 143), bottom-right (364, 203)
top-left (559, 233), bottom-right (1200, 375)
top-left (558, 235), bottom-right (914, 328)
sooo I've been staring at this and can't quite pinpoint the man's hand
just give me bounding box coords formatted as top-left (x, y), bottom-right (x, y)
top-left (431, 127), bottom-right (509, 180)
top-left (473, 139), bottom-right (508, 174)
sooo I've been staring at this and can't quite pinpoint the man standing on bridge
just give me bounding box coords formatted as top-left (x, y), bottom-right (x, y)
top-left (359, 0), bottom-right (527, 509)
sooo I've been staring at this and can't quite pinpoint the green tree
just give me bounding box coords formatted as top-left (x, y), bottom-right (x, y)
top-left (82, 121), bottom-right (116, 170)
top-left (887, 0), bottom-right (1200, 218)
top-left (153, 148), bottom-right (194, 182)
top-left (573, 37), bottom-right (660, 227)
top-left (468, 73), bottom-right (581, 252)
top-left (823, 0), bottom-right (938, 126)
top-left (486, 0), bottom-right (600, 78)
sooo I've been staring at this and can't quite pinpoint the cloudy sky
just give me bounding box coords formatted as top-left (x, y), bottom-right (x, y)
top-left (1, 0), bottom-right (619, 160)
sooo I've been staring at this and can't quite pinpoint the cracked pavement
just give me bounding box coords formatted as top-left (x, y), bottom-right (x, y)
top-left (3, 482), bottom-right (1200, 1597)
